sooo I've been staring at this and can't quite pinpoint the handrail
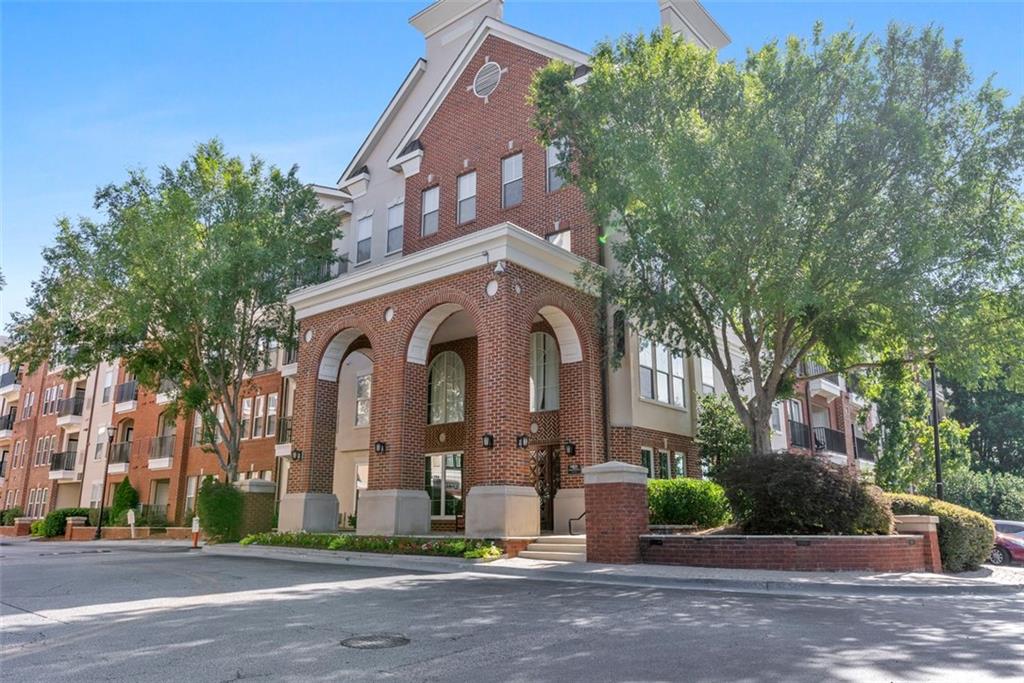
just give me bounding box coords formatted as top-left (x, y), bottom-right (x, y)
top-left (568, 510), bottom-right (586, 536)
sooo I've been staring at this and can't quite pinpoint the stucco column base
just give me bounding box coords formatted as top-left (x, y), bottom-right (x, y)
top-left (553, 488), bottom-right (586, 534)
top-left (277, 493), bottom-right (339, 533)
top-left (465, 485), bottom-right (540, 538)
top-left (356, 489), bottom-right (430, 536)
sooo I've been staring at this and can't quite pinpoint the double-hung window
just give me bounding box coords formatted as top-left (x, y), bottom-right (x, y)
top-left (501, 153), bottom-right (523, 208)
top-left (355, 215), bottom-right (372, 265)
top-left (673, 452), bottom-right (687, 478)
top-left (546, 142), bottom-right (566, 192)
top-left (424, 453), bottom-right (463, 517)
top-left (640, 447), bottom-right (654, 479)
top-left (184, 476), bottom-right (198, 515)
top-left (102, 370), bottom-right (114, 403)
top-left (241, 398), bottom-right (252, 439)
top-left (457, 172), bottom-right (476, 224)
top-left (421, 187), bottom-right (439, 236)
top-left (529, 332), bottom-right (559, 412)
top-left (638, 338), bottom-right (687, 407)
top-left (354, 374), bottom-right (371, 427)
top-left (253, 396), bottom-right (265, 438)
top-left (658, 450), bottom-right (671, 479)
top-left (700, 357), bottom-right (715, 394)
top-left (386, 202), bottom-right (404, 254)
top-left (266, 393), bottom-right (278, 438)
top-left (427, 352), bottom-right (464, 424)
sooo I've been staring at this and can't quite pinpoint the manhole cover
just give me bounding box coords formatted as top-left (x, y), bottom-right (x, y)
top-left (340, 634), bottom-right (410, 650)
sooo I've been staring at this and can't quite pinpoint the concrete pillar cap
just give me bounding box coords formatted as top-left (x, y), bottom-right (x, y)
top-left (583, 460), bottom-right (648, 486)
top-left (234, 478), bottom-right (276, 494)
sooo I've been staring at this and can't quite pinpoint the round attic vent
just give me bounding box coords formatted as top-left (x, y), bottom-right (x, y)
top-left (473, 61), bottom-right (503, 100)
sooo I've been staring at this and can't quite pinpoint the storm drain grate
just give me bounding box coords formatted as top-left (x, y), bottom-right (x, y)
top-left (340, 634), bottom-right (410, 650)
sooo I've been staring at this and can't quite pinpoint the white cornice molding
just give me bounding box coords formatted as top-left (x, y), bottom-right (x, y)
top-left (288, 222), bottom-right (596, 321)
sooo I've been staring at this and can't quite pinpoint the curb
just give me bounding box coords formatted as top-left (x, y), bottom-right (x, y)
top-left (202, 544), bottom-right (1024, 598)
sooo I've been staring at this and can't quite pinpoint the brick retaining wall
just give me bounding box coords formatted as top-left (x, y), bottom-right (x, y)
top-left (640, 534), bottom-right (934, 572)
top-left (67, 526), bottom-right (194, 541)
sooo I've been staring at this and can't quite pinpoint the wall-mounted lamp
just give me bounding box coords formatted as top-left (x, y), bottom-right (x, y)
top-left (563, 441), bottom-right (576, 456)
top-left (482, 433), bottom-right (495, 449)
top-left (515, 435), bottom-right (530, 449)
top-left (291, 450), bottom-right (304, 461)
top-left (374, 441), bottom-right (387, 454)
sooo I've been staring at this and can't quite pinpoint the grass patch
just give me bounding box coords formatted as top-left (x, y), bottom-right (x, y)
top-left (239, 531), bottom-right (502, 560)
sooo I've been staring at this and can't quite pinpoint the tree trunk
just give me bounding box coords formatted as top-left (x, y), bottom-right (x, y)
top-left (751, 411), bottom-right (774, 457)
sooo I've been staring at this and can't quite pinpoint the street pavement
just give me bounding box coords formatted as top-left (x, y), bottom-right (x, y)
top-left (2, 538), bottom-right (1022, 682)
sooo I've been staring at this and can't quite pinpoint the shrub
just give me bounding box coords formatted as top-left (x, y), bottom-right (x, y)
top-left (196, 476), bottom-right (244, 542)
top-left (696, 394), bottom-right (751, 478)
top-left (719, 452), bottom-right (893, 535)
top-left (923, 469), bottom-right (1024, 520)
top-left (888, 493), bottom-right (994, 572)
top-left (854, 485), bottom-right (895, 535)
top-left (87, 508), bottom-right (108, 527)
top-left (30, 520), bottom-right (45, 536)
top-left (40, 507), bottom-right (92, 538)
top-left (648, 478), bottom-right (731, 527)
top-left (109, 478), bottom-right (139, 521)
top-left (239, 531), bottom-right (502, 560)
top-left (1, 507), bottom-right (23, 525)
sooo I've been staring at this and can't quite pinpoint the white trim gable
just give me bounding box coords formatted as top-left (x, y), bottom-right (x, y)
top-left (387, 17), bottom-right (590, 172)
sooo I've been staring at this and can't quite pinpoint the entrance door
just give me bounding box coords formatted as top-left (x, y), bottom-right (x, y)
top-left (530, 447), bottom-right (561, 532)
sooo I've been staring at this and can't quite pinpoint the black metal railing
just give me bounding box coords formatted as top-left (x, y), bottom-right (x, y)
top-left (0, 457), bottom-right (7, 479)
top-left (149, 434), bottom-right (176, 460)
top-left (276, 417), bottom-right (293, 444)
top-left (854, 436), bottom-right (874, 462)
top-left (0, 413), bottom-right (15, 431)
top-left (49, 450), bottom-right (77, 472)
top-left (283, 345), bottom-right (298, 365)
top-left (56, 395), bottom-right (85, 417)
top-left (0, 370), bottom-right (19, 389)
top-left (115, 380), bottom-right (138, 403)
top-left (813, 426), bottom-right (847, 454)
top-left (789, 419), bottom-right (811, 449)
top-left (291, 256), bottom-right (348, 289)
top-left (109, 441), bottom-right (133, 464)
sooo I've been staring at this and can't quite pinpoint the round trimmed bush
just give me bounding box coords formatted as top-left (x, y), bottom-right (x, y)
top-left (196, 476), bottom-right (243, 542)
top-left (1, 507), bottom-right (24, 526)
top-left (40, 507), bottom-right (92, 538)
top-left (648, 478), bottom-right (731, 527)
top-left (855, 485), bottom-right (896, 535)
top-left (888, 493), bottom-right (994, 572)
top-left (109, 478), bottom-right (139, 522)
top-left (719, 452), bottom-right (894, 535)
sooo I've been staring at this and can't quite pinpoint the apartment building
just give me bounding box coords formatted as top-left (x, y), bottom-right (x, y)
top-left (273, 0), bottom-right (731, 538)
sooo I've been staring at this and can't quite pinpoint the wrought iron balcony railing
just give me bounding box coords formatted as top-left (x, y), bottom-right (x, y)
top-left (854, 436), bottom-right (874, 461)
top-left (813, 426), bottom-right (847, 454)
top-left (57, 395), bottom-right (85, 417)
top-left (109, 441), bottom-right (133, 464)
top-left (49, 450), bottom-right (77, 472)
top-left (276, 417), bottom-right (293, 444)
top-left (149, 434), bottom-right (176, 460)
top-left (115, 380), bottom-right (139, 403)
top-left (789, 419), bottom-right (811, 449)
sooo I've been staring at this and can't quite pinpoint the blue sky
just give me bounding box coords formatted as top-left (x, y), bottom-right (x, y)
top-left (3, 1), bottom-right (1022, 326)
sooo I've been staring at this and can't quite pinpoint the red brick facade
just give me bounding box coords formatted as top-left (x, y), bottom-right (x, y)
top-left (585, 480), bottom-right (649, 564)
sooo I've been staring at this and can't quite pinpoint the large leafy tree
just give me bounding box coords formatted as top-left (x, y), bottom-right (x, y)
top-left (531, 24), bottom-right (1024, 455)
top-left (945, 377), bottom-right (1024, 475)
top-left (6, 140), bottom-right (342, 478)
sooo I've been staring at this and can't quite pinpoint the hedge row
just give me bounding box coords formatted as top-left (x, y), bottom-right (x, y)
top-left (240, 532), bottom-right (502, 560)
top-left (888, 493), bottom-right (994, 572)
top-left (647, 479), bottom-right (731, 527)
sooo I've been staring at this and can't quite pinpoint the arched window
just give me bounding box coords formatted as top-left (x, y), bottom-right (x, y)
top-left (530, 332), bottom-right (559, 412)
top-left (428, 351), bottom-right (465, 424)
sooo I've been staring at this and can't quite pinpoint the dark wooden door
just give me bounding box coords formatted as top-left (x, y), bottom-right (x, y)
top-left (530, 447), bottom-right (561, 532)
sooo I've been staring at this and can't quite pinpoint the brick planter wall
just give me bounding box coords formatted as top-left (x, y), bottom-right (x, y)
top-left (67, 525), bottom-right (194, 541)
top-left (640, 534), bottom-right (936, 573)
top-left (583, 461), bottom-right (649, 564)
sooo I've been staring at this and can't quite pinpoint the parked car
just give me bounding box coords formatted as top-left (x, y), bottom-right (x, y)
top-left (993, 520), bottom-right (1024, 537)
top-left (989, 531), bottom-right (1024, 566)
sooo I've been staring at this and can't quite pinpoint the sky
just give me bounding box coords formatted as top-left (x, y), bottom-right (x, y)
top-left (2, 1), bottom-right (1022, 327)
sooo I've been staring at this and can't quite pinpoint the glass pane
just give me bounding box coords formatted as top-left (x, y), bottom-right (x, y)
top-left (458, 172), bottom-right (476, 197)
top-left (357, 238), bottom-right (371, 263)
top-left (659, 452), bottom-right (670, 479)
top-left (639, 339), bottom-right (653, 368)
top-left (656, 371), bottom-right (669, 402)
top-left (502, 153), bottom-right (523, 181)
top-left (422, 210), bottom-right (438, 236)
top-left (672, 376), bottom-right (685, 407)
top-left (656, 344), bottom-right (669, 371)
top-left (425, 457), bottom-right (442, 516)
top-left (387, 203), bottom-right (403, 229)
top-left (672, 354), bottom-right (684, 378)
top-left (641, 450), bottom-right (653, 478)
top-left (640, 368), bottom-right (654, 399)
top-left (548, 167), bottom-right (564, 192)
top-left (458, 197), bottom-right (475, 224)
top-left (387, 226), bottom-right (403, 254)
top-left (445, 459), bottom-right (462, 515)
top-left (357, 216), bottom-right (372, 240)
top-left (422, 187), bottom-right (439, 213)
top-left (674, 453), bottom-right (685, 478)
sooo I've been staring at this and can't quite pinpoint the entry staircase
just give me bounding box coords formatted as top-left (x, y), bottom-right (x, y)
top-left (517, 535), bottom-right (587, 562)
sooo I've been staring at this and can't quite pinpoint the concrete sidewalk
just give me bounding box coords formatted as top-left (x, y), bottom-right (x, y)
top-left (203, 542), bottom-right (1024, 598)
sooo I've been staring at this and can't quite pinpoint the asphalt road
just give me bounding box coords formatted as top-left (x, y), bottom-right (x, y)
top-left (2, 539), bottom-right (1021, 682)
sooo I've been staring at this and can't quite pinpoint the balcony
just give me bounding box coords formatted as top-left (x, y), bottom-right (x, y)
top-left (291, 256), bottom-right (348, 290)
top-left (0, 456), bottom-right (7, 482)
top-left (114, 380), bottom-right (139, 413)
top-left (854, 436), bottom-right (874, 462)
top-left (274, 416), bottom-right (293, 457)
top-left (108, 441), bottom-right (132, 474)
top-left (281, 346), bottom-right (298, 377)
top-left (49, 450), bottom-right (79, 481)
top-left (0, 370), bottom-right (21, 399)
top-left (148, 434), bottom-right (176, 470)
top-left (789, 419), bottom-right (811, 449)
top-left (56, 395), bottom-right (86, 429)
top-left (0, 412), bottom-right (14, 440)
top-left (808, 376), bottom-right (842, 402)
top-left (155, 379), bottom-right (177, 405)
top-left (813, 426), bottom-right (848, 462)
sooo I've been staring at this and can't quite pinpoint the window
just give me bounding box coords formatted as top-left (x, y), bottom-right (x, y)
top-left (22, 391), bottom-right (34, 419)
top-left (640, 447), bottom-right (654, 479)
top-left (502, 153), bottom-right (523, 208)
top-left (355, 374), bottom-right (371, 427)
top-left (102, 369), bottom-right (114, 403)
top-left (241, 398), bottom-right (252, 439)
top-left (789, 399), bottom-right (805, 424)
top-left (94, 441), bottom-right (105, 461)
top-left (89, 482), bottom-right (102, 508)
top-left (673, 452), bottom-right (687, 478)
top-left (253, 396), bottom-right (265, 438)
top-left (266, 393), bottom-right (278, 438)
top-left (529, 332), bottom-right (559, 412)
top-left (424, 453), bottom-right (463, 517)
top-left (355, 215), bottom-right (372, 265)
top-left (638, 338), bottom-right (686, 407)
top-left (770, 402), bottom-right (783, 432)
top-left (12, 440), bottom-right (21, 468)
top-left (700, 357), bottom-right (715, 394)
top-left (35, 437), bottom-right (44, 466)
top-left (546, 142), bottom-right (566, 192)
top-left (42, 387), bottom-right (52, 415)
top-left (386, 202), bottom-right (404, 254)
top-left (546, 229), bottom-right (571, 252)
top-left (191, 411), bottom-right (203, 447)
top-left (40, 487), bottom-right (49, 515)
top-left (261, 470), bottom-right (273, 481)
top-left (427, 351), bottom-right (464, 424)
top-left (658, 450), bottom-right (671, 479)
top-left (184, 476), bottom-right (198, 515)
top-left (457, 172), bottom-right (476, 224)
top-left (27, 489), bottom-right (36, 517)
top-left (421, 186), bottom-right (439, 236)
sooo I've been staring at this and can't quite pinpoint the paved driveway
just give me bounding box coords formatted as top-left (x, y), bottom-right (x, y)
top-left (2, 539), bottom-right (1022, 682)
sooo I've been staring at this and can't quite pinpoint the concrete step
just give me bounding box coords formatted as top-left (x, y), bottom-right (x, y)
top-left (525, 543), bottom-right (587, 553)
top-left (517, 550), bottom-right (587, 562)
top-left (535, 535), bottom-right (586, 545)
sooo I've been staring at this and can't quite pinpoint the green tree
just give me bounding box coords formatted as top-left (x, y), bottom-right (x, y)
top-left (695, 394), bottom-right (750, 479)
top-left (6, 141), bottom-right (342, 479)
top-left (945, 377), bottom-right (1024, 475)
top-left (531, 25), bottom-right (1024, 456)
top-left (109, 478), bottom-right (139, 522)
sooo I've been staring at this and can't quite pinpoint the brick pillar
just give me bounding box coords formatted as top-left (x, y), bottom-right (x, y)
top-left (13, 517), bottom-right (33, 536)
top-left (895, 514), bottom-right (943, 573)
top-left (65, 516), bottom-right (88, 541)
top-left (583, 461), bottom-right (648, 564)
top-left (235, 479), bottom-right (277, 537)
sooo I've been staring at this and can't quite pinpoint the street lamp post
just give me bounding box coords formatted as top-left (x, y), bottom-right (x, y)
top-left (929, 357), bottom-right (943, 501)
top-left (94, 426), bottom-right (117, 540)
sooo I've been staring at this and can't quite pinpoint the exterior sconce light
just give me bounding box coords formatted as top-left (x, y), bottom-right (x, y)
top-left (482, 433), bottom-right (495, 449)
top-left (564, 441), bottom-right (576, 456)
top-left (291, 450), bottom-right (303, 461)
top-left (374, 441), bottom-right (387, 454)
top-left (516, 435), bottom-right (530, 449)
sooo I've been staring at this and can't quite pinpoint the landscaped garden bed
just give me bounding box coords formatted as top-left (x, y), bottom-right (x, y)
top-left (239, 531), bottom-right (503, 560)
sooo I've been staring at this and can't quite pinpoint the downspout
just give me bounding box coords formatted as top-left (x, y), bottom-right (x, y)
top-left (597, 231), bottom-right (611, 463)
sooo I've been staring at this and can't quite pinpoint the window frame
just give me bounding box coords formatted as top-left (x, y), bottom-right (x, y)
top-left (266, 393), bottom-right (278, 438)
top-left (354, 373), bottom-right (371, 428)
top-left (424, 452), bottom-right (464, 519)
top-left (658, 449), bottom-right (671, 479)
top-left (529, 331), bottom-right (560, 412)
top-left (421, 186), bottom-right (440, 236)
top-left (638, 337), bottom-right (687, 408)
top-left (386, 202), bottom-right (404, 255)
top-left (456, 171), bottom-right (477, 225)
top-left (253, 395), bottom-right (265, 439)
top-left (427, 351), bottom-right (465, 425)
top-left (355, 214), bottom-right (373, 265)
top-left (546, 142), bottom-right (566, 192)
top-left (640, 447), bottom-right (654, 479)
top-left (501, 153), bottom-right (523, 208)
